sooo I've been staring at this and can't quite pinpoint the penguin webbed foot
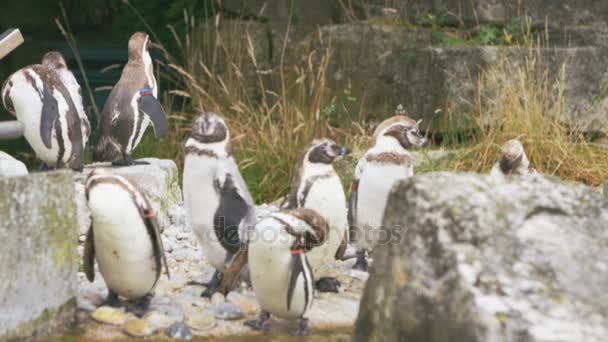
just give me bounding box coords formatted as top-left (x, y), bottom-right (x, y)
top-left (315, 277), bottom-right (341, 293)
top-left (125, 294), bottom-right (152, 318)
top-left (244, 310), bottom-right (270, 332)
top-left (101, 291), bottom-right (121, 307)
top-left (198, 270), bottom-right (223, 298)
top-left (292, 318), bottom-right (310, 336)
top-left (352, 250), bottom-right (369, 272)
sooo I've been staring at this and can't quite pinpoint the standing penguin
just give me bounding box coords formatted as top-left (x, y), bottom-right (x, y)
top-left (83, 169), bottom-right (169, 316)
top-left (183, 112), bottom-right (256, 297)
top-left (93, 32), bottom-right (166, 165)
top-left (42, 51), bottom-right (91, 147)
top-left (281, 139), bottom-right (350, 292)
top-left (1, 54), bottom-right (84, 170)
top-left (349, 116), bottom-right (428, 271)
top-left (245, 208), bottom-right (329, 336)
top-left (490, 139), bottom-right (536, 176)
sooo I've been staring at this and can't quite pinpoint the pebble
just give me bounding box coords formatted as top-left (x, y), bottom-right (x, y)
top-left (213, 303), bottom-right (244, 320)
top-left (123, 318), bottom-right (155, 337)
top-left (227, 292), bottom-right (259, 315)
top-left (211, 292), bottom-right (225, 305)
top-left (186, 313), bottom-right (216, 331)
top-left (151, 303), bottom-right (184, 322)
top-left (91, 306), bottom-right (126, 325)
top-left (166, 322), bottom-right (193, 340)
top-left (145, 311), bottom-right (177, 330)
top-left (77, 298), bottom-right (97, 312)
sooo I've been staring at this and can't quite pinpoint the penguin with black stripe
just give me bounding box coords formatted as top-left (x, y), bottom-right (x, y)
top-left (93, 32), bottom-right (166, 165)
top-left (182, 112), bottom-right (256, 297)
top-left (245, 208), bottom-right (329, 336)
top-left (349, 115), bottom-right (428, 271)
top-left (42, 51), bottom-right (91, 147)
top-left (2, 53), bottom-right (84, 170)
top-left (83, 169), bottom-right (170, 316)
top-left (281, 139), bottom-right (350, 293)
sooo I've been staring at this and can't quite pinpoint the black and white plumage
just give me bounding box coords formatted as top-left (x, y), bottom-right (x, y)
top-left (93, 32), bottom-right (166, 165)
top-left (182, 112), bottom-right (256, 297)
top-left (1, 53), bottom-right (84, 170)
top-left (42, 51), bottom-right (91, 147)
top-left (83, 169), bottom-right (169, 316)
top-left (281, 139), bottom-right (350, 292)
top-left (245, 208), bottom-right (329, 336)
top-left (349, 115), bottom-right (428, 271)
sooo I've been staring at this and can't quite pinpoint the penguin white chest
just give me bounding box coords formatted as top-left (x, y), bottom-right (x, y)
top-left (355, 163), bottom-right (410, 250)
top-left (88, 183), bottom-right (158, 299)
top-left (248, 218), bottom-right (310, 320)
top-left (183, 154), bottom-right (226, 271)
top-left (300, 175), bottom-right (347, 277)
top-left (7, 72), bottom-right (65, 166)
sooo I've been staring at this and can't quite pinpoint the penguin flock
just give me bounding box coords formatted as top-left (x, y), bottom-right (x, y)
top-left (1, 31), bottom-right (536, 336)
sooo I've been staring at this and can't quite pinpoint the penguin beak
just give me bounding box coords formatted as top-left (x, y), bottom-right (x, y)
top-left (333, 144), bottom-right (351, 156)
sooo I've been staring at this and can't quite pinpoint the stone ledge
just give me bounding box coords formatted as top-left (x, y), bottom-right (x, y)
top-left (0, 171), bottom-right (78, 339)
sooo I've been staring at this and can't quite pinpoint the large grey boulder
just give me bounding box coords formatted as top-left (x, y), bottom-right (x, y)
top-left (0, 151), bottom-right (27, 178)
top-left (307, 25), bottom-right (608, 131)
top-left (354, 172), bottom-right (608, 342)
top-left (0, 171), bottom-right (78, 339)
top-left (74, 158), bottom-right (182, 234)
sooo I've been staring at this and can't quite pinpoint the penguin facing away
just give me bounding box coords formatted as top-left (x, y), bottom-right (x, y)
top-left (490, 138), bottom-right (536, 176)
top-left (281, 138), bottom-right (350, 293)
top-left (1, 54), bottom-right (84, 170)
top-left (349, 115), bottom-right (428, 271)
top-left (83, 169), bottom-right (169, 316)
top-left (42, 51), bottom-right (91, 147)
top-left (245, 208), bottom-right (329, 336)
top-left (182, 112), bottom-right (256, 297)
top-left (93, 32), bottom-right (166, 166)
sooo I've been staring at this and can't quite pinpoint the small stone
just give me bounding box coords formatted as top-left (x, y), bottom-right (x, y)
top-left (166, 322), bottom-right (193, 340)
top-left (211, 292), bottom-right (225, 305)
top-left (91, 306), bottom-right (126, 325)
top-left (151, 303), bottom-right (184, 322)
top-left (213, 303), bottom-right (244, 320)
top-left (77, 298), bottom-right (97, 312)
top-left (227, 292), bottom-right (259, 315)
top-left (186, 314), bottom-right (216, 331)
top-left (123, 318), bottom-right (155, 337)
top-left (145, 311), bottom-right (177, 330)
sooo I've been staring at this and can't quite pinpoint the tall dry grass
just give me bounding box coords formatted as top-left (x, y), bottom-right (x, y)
top-left (448, 47), bottom-right (608, 185)
top-left (138, 9), bottom-right (368, 203)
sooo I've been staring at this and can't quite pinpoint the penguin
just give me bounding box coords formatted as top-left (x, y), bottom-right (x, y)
top-left (281, 138), bottom-right (350, 292)
top-left (93, 32), bottom-right (166, 165)
top-left (490, 139), bottom-right (536, 176)
top-left (245, 208), bottom-right (329, 336)
top-left (182, 112), bottom-right (256, 297)
top-left (1, 54), bottom-right (84, 170)
top-left (349, 115), bottom-right (428, 271)
top-left (42, 51), bottom-right (91, 147)
top-left (83, 169), bottom-right (169, 316)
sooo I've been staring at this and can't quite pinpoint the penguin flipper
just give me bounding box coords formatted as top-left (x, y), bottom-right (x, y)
top-left (143, 208), bottom-right (171, 280)
top-left (138, 95), bottom-right (166, 138)
top-left (287, 253), bottom-right (309, 312)
top-left (213, 174), bottom-right (250, 255)
top-left (83, 226), bottom-right (96, 282)
top-left (347, 179), bottom-right (359, 243)
top-left (40, 83), bottom-right (59, 149)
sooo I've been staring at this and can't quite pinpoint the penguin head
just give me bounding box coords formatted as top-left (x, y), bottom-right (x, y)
top-left (128, 32), bottom-right (150, 61)
top-left (190, 112), bottom-right (230, 145)
top-left (499, 139), bottom-right (529, 175)
top-left (375, 115), bottom-right (428, 150)
top-left (304, 138), bottom-right (351, 165)
top-left (42, 51), bottom-right (67, 70)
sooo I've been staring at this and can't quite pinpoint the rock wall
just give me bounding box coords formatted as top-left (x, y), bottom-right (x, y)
top-left (354, 172), bottom-right (608, 342)
top-left (0, 171), bottom-right (78, 339)
top-left (216, 1), bottom-right (608, 132)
